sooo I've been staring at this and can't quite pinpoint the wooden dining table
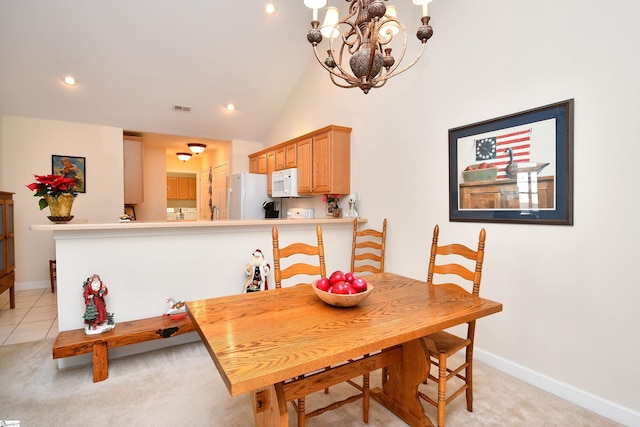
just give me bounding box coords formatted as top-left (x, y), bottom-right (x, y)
top-left (186, 272), bottom-right (502, 427)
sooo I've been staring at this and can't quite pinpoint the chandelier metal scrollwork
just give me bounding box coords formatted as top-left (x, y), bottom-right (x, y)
top-left (305, 0), bottom-right (433, 94)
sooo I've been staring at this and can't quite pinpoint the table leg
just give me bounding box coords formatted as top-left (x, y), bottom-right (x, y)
top-left (370, 338), bottom-right (433, 427)
top-left (251, 383), bottom-right (288, 427)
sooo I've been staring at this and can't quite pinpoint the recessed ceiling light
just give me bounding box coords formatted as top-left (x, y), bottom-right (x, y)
top-left (226, 103), bottom-right (235, 111)
top-left (266, 3), bottom-right (276, 14)
top-left (62, 75), bottom-right (77, 86)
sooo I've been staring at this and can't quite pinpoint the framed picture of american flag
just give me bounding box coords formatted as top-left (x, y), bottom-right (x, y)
top-left (448, 99), bottom-right (574, 225)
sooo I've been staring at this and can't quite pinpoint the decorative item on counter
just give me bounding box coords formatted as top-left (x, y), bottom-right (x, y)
top-left (345, 193), bottom-right (359, 219)
top-left (323, 193), bottom-right (342, 217)
top-left (26, 173), bottom-right (80, 223)
top-left (243, 249), bottom-right (270, 293)
top-left (163, 297), bottom-right (187, 320)
top-left (119, 214), bottom-right (133, 222)
top-left (82, 274), bottom-right (115, 335)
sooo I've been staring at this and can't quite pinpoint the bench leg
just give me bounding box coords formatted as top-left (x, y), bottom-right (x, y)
top-left (92, 341), bottom-right (108, 382)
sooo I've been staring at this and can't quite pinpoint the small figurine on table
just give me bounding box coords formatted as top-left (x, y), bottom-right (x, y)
top-left (82, 274), bottom-right (115, 335)
top-left (164, 297), bottom-right (187, 320)
top-left (243, 249), bottom-right (270, 293)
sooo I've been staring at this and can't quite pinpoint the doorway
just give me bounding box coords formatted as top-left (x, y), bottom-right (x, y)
top-left (200, 162), bottom-right (229, 220)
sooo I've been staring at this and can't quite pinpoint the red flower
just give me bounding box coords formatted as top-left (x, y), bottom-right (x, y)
top-left (27, 174), bottom-right (80, 210)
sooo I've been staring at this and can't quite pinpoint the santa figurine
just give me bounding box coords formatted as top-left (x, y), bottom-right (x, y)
top-left (243, 249), bottom-right (270, 293)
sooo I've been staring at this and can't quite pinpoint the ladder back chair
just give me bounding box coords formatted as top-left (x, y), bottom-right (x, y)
top-left (418, 224), bottom-right (487, 427)
top-left (350, 218), bottom-right (387, 275)
top-left (271, 224), bottom-right (370, 426)
top-left (271, 224), bottom-right (326, 288)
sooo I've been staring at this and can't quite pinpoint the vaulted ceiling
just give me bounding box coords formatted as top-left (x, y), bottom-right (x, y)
top-left (0, 2), bottom-right (315, 152)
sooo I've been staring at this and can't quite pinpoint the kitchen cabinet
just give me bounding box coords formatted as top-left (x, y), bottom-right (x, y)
top-left (167, 176), bottom-right (196, 200)
top-left (297, 127), bottom-right (351, 195)
top-left (248, 125), bottom-right (351, 196)
top-left (123, 136), bottom-right (144, 204)
top-left (249, 155), bottom-right (259, 174)
top-left (266, 150), bottom-right (275, 195)
top-left (459, 176), bottom-right (555, 209)
top-left (0, 191), bottom-right (15, 309)
top-left (285, 143), bottom-right (297, 168)
top-left (167, 176), bottom-right (178, 199)
top-left (275, 146), bottom-right (286, 171)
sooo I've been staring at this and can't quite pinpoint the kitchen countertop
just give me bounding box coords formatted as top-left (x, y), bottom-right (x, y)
top-left (30, 217), bottom-right (366, 232)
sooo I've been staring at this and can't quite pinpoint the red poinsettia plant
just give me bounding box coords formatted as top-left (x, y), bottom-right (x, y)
top-left (27, 174), bottom-right (80, 210)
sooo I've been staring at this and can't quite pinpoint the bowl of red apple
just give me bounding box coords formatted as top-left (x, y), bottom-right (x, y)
top-left (312, 270), bottom-right (373, 307)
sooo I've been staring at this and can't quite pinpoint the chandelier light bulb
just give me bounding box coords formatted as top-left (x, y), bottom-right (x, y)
top-left (321, 7), bottom-right (340, 39)
top-left (379, 5), bottom-right (400, 40)
top-left (63, 75), bottom-right (77, 85)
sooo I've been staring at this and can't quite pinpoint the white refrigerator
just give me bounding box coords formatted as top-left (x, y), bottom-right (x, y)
top-left (227, 173), bottom-right (270, 220)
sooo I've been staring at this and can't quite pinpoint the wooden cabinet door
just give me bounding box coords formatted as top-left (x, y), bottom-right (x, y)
top-left (123, 137), bottom-right (144, 204)
top-left (275, 146), bottom-right (286, 171)
top-left (188, 177), bottom-right (197, 200)
top-left (311, 133), bottom-right (332, 194)
top-left (167, 176), bottom-right (178, 200)
top-left (177, 177), bottom-right (195, 200)
top-left (266, 150), bottom-right (275, 194)
top-left (257, 153), bottom-right (268, 174)
top-left (297, 138), bottom-right (312, 193)
top-left (285, 143), bottom-right (297, 168)
top-left (249, 155), bottom-right (259, 174)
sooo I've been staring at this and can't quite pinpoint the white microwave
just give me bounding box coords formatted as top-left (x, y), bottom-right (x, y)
top-left (271, 168), bottom-right (300, 197)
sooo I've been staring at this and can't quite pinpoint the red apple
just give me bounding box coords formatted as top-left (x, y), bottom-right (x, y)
top-left (351, 277), bottom-right (368, 293)
top-left (344, 272), bottom-right (355, 283)
top-left (316, 277), bottom-right (330, 292)
top-left (329, 270), bottom-right (345, 285)
top-left (331, 281), bottom-right (350, 294)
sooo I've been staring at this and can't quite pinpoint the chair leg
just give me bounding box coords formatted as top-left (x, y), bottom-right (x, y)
top-left (49, 260), bottom-right (56, 293)
top-left (363, 373), bottom-right (370, 423)
top-left (437, 351), bottom-right (447, 427)
top-left (466, 348), bottom-right (473, 412)
top-left (297, 397), bottom-right (305, 427)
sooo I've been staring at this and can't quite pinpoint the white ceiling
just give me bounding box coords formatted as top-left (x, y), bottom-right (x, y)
top-left (0, 1), bottom-right (315, 153)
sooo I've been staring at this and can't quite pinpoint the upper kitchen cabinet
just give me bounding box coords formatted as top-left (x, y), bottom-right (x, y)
top-left (297, 126), bottom-right (351, 195)
top-left (123, 136), bottom-right (144, 204)
top-left (248, 125), bottom-right (351, 196)
top-left (167, 176), bottom-right (196, 200)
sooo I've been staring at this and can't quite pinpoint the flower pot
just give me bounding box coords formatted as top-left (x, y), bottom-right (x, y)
top-left (44, 194), bottom-right (75, 223)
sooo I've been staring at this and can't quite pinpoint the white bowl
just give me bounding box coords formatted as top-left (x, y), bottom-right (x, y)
top-left (311, 280), bottom-right (373, 307)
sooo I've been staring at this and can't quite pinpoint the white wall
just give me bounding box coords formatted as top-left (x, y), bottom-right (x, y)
top-left (264, 0), bottom-right (640, 424)
top-left (1, 116), bottom-right (124, 285)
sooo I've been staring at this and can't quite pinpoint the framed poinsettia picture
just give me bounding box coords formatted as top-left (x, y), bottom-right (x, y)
top-left (52, 155), bottom-right (86, 193)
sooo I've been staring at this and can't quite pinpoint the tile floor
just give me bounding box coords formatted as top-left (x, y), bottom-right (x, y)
top-left (0, 288), bottom-right (58, 346)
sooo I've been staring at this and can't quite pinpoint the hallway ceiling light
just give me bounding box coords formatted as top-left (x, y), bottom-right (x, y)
top-left (304, 0), bottom-right (434, 94)
top-left (188, 143), bottom-right (206, 154)
top-left (177, 152), bottom-right (192, 162)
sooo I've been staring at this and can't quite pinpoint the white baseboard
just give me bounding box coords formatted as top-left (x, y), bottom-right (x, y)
top-left (475, 348), bottom-right (639, 427)
top-left (15, 280), bottom-right (50, 291)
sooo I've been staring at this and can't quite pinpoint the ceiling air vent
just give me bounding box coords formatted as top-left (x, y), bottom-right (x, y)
top-left (172, 104), bottom-right (192, 112)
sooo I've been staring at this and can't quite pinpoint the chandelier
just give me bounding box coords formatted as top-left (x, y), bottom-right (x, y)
top-left (304, 0), bottom-right (433, 94)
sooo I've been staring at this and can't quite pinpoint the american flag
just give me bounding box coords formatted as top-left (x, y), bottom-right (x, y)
top-left (475, 129), bottom-right (531, 179)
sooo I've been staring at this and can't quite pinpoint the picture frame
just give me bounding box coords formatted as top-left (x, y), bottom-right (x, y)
top-left (449, 99), bottom-right (574, 225)
top-left (124, 205), bottom-right (136, 221)
top-left (52, 155), bottom-right (86, 193)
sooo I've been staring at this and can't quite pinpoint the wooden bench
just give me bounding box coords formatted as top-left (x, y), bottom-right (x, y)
top-left (52, 315), bottom-right (195, 382)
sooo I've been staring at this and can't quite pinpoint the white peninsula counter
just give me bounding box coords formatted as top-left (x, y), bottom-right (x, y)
top-left (32, 218), bottom-right (363, 367)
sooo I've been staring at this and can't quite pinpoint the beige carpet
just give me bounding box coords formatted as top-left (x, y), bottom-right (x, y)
top-left (0, 338), bottom-right (621, 426)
